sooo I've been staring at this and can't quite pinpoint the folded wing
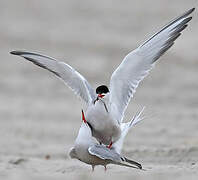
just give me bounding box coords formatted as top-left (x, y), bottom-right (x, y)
top-left (10, 51), bottom-right (96, 104)
top-left (109, 8), bottom-right (195, 123)
top-left (88, 144), bottom-right (142, 169)
top-left (88, 144), bottom-right (122, 162)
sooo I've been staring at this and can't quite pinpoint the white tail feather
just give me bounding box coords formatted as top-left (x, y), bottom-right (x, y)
top-left (113, 107), bottom-right (145, 153)
top-left (130, 106), bottom-right (145, 127)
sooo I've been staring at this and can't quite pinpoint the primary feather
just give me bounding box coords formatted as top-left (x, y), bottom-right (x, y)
top-left (10, 51), bottom-right (96, 104)
top-left (109, 8), bottom-right (195, 124)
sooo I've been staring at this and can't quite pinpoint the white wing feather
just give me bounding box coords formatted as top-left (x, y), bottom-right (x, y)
top-left (10, 51), bottom-right (96, 104)
top-left (109, 8), bottom-right (195, 123)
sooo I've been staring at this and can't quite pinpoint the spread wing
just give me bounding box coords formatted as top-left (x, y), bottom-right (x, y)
top-left (109, 8), bottom-right (195, 123)
top-left (10, 51), bottom-right (96, 104)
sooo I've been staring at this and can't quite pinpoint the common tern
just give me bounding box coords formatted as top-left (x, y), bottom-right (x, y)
top-left (69, 109), bottom-right (143, 171)
top-left (10, 8), bottom-right (195, 147)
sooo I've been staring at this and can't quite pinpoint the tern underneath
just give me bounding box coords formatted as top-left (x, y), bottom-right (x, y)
top-left (69, 109), bottom-right (144, 171)
top-left (10, 8), bottom-right (195, 147)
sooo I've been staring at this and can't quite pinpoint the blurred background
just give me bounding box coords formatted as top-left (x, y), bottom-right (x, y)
top-left (0, 0), bottom-right (197, 179)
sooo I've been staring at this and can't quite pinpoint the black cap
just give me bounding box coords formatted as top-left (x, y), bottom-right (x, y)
top-left (96, 85), bottom-right (109, 94)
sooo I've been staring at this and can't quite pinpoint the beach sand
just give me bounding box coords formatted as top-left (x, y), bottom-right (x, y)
top-left (0, 0), bottom-right (198, 179)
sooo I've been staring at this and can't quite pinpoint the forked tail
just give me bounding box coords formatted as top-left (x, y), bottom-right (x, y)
top-left (113, 107), bottom-right (145, 153)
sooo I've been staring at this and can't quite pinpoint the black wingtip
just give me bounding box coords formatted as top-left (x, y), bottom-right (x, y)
top-left (124, 157), bottom-right (142, 169)
top-left (191, 7), bottom-right (195, 13)
top-left (136, 163), bottom-right (142, 169)
top-left (10, 51), bottom-right (22, 56)
top-left (186, 8), bottom-right (195, 15)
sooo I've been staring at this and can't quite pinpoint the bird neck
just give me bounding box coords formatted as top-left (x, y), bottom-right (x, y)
top-left (75, 123), bottom-right (93, 147)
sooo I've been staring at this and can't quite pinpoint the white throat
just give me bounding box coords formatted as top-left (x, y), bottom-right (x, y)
top-left (75, 123), bottom-right (93, 146)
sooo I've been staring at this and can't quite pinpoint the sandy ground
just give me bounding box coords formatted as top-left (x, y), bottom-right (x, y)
top-left (0, 0), bottom-right (198, 179)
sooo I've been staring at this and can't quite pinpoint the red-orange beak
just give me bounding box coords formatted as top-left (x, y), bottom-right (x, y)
top-left (97, 94), bottom-right (105, 98)
top-left (81, 109), bottom-right (87, 123)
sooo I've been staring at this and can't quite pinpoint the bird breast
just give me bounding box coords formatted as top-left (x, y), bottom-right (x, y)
top-left (86, 99), bottom-right (121, 144)
top-left (86, 100), bottom-right (115, 130)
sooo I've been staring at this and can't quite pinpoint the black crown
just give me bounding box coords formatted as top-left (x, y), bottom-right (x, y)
top-left (96, 85), bottom-right (109, 94)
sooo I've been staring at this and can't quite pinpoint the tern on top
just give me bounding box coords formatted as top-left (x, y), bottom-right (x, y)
top-left (11, 8), bottom-right (195, 147)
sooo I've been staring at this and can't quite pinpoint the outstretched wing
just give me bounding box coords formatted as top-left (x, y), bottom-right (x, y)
top-left (10, 51), bottom-right (96, 104)
top-left (109, 8), bottom-right (195, 123)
